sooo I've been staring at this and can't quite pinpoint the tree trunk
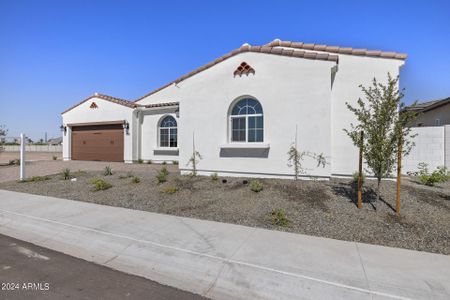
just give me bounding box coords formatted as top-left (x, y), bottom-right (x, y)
top-left (376, 177), bottom-right (382, 204)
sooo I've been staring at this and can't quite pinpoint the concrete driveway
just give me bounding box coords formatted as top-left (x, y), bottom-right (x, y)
top-left (0, 159), bottom-right (178, 183)
top-left (0, 189), bottom-right (449, 300)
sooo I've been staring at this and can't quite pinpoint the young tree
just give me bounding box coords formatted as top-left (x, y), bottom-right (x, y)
top-left (288, 125), bottom-right (327, 180)
top-left (344, 73), bottom-right (417, 202)
top-left (0, 125), bottom-right (7, 139)
top-left (187, 132), bottom-right (202, 176)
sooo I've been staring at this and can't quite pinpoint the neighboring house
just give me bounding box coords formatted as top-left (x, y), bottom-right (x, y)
top-left (61, 39), bottom-right (406, 179)
top-left (404, 97), bottom-right (450, 127)
top-left (47, 137), bottom-right (62, 145)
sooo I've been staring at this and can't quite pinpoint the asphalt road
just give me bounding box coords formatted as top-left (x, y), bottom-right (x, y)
top-left (0, 234), bottom-right (208, 300)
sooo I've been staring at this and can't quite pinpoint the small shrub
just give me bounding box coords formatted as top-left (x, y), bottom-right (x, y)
top-left (119, 172), bottom-right (134, 179)
top-left (161, 186), bottom-right (178, 194)
top-left (222, 179), bottom-right (227, 184)
top-left (8, 159), bottom-right (20, 165)
top-left (249, 180), bottom-right (263, 192)
top-left (103, 165), bottom-right (113, 176)
top-left (210, 173), bottom-right (218, 181)
top-left (172, 160), bottom-right (179, 165)
top-left (162, 161), bottom-right (167, 165)
top-left (242, 180), bottom-right (248, 185)
top-left (131, 176), bottom-right (141, 183)
top-left (417, 163), bottom-right (449, 186)
top-left (160, 167), bottom-right (169, 175)
top-left (62, 168), bottom-right (71, 180)
top-left (146, 160), bottom-right (152, 164)
top-left (156, 168), bottom-right (168, 183)
top-left (352, 171), bottom-right (365, 184)
top-left (52, 155), bottom-right (57, 160)
top-left (90, 178), bottom-right (112, 191)
top-left (271, 209), bottom-right (290, 227)
top-left (137, 159), bottom-right (143, 164)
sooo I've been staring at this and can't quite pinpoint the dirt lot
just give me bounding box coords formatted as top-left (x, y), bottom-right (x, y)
top-left (0, 151), bottom-right (61, 164)
top-left (0, 159), bottom-right (177, 183)
top-left (0, 167), bottom-right (448, 255)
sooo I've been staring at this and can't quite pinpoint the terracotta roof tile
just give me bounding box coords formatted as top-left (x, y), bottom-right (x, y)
top-left (62, 93), bottom-right (136, 115)
top-left (266, 39), bottom-right (407, 60)
top-left (143, 101), bottom-right (179, 108)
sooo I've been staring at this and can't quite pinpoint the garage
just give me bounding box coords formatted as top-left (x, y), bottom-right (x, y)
top-left (71, 123), bottom-right (124, 162)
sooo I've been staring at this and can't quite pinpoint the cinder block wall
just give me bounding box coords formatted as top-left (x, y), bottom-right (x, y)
top-left (402, 126), bottom-right (445, 174)
top-left (445, 125), bottom-right (450, 168)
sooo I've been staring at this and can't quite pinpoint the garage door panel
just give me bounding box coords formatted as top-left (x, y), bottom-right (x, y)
top-left (71, 124), bottom-right (124, 162)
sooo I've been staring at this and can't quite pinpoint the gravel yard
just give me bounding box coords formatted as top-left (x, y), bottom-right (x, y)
top-left (0, 168), bottom-right (448, 255)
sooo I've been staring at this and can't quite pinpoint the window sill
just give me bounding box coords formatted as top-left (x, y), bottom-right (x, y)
top-left (219, 143), bottom-right (270, 149)
top-left (154, 147), bottom-right (179, 152)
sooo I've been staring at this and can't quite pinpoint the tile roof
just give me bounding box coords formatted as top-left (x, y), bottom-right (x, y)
top-left (404, 97), bottom-right (450, 112)
top-left (61, 93), bottom-right (137, 114)
top-left (143, 101), bottom-right (179, 108)
top-left (134, 44), bottom-right (339, 102)
top-left (266, 39), bottom-right (407, 60)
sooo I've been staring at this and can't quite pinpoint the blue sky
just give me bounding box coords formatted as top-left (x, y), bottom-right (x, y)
top-left (0, 0), bottom-right (449, 140)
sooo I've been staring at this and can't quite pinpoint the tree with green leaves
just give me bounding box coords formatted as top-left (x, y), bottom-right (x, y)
top-left (344, 73), bottom-right (417, 202)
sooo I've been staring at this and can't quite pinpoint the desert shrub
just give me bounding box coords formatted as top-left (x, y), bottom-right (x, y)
top-left (52, 155), bottom-right (57, 160)
top-left (161, 186), bottom-right (178, 194)
top-left (249, 180), bottom-right (263, 192)
top-left (137, 159), bottom-right (143, 164)
top-left (352, 171), bottom-right (365, 184)
top-left (210, 173), bottom-right (218, 181)
top-left (61, 168), bottom-right (71, 180)
top-left (103, 165), bottom-right (113, 176)
top-left (146, 160), bottom-right (152, 164)
top-left (162, 161), bottom-right (167, 165)
top-left (418, 163), bottom-right (449, 186)
top-left (156, 168), bottom-right (168, 183)
top-left (119, 172), bottom-right (133, 179)
top-left (172, 160), bottom-right (179, 165)
top-left (90, 178), bottom-right (112, 191)
top-left (131, 176), bottom-right (141, 183)
top-left (8, 159), bottom-right (20, 165)
top-left (271, 209), bottom-right (290, 227)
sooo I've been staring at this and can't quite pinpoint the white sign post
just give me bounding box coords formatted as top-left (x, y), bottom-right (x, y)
top-left (20, 133), bottom-right (26, 181)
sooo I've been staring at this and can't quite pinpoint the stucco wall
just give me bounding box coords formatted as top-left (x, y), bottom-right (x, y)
top-left (140, 108), bottom-right (179, 163)
top-left (61, 97), bottom-right (135, 162)
top-left (139, 52), bottom-right (335, 178)
top-left (328, 55), bottom-right (404, 176)
top-left (402, 126), bottom-right (445, 173)
top-left (410, 104), bottom-right (450, 127)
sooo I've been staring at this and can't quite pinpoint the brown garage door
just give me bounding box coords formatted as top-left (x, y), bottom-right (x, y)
top-left (72, 124), bottom-right (124, 162)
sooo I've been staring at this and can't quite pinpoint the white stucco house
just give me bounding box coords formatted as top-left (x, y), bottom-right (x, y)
top-left (61, 39), bottom-right (406, 179)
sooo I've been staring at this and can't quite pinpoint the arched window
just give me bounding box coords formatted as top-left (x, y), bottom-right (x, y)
top-left (159, 116), bottom-right (177, 147)
top-left (230, 98), bottom-right (263, 142)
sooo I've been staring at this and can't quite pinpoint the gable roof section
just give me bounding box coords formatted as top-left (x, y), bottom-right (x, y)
top-left (266, 39), bottom-right (407, 60)
top-left (143, 101), bottom-right (179, 108)
top-left (405, 97), bottom-right (450, 113)
top-left (62, 93), bottom-right (137, 115)
top-left (134, 44), bottom-right (339, 102)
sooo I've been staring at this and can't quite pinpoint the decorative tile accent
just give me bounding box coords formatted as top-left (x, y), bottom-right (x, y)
top-left (90, 102), bottom-right (98, 109)
top-left (233, 62), bottom-right (255, 77)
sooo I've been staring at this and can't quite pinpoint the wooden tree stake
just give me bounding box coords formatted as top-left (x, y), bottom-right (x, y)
top-left (358, 131), bottom-right (364, 209)
top-left (396, 137), bottom-right (402, 215)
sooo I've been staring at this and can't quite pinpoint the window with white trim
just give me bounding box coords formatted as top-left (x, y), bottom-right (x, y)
top-left (159, 116), bottom-right (177, 147)
top-left (230, 98), bottom-right (263, 142)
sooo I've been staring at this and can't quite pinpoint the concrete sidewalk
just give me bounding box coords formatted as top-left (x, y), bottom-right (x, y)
top-left (0, 190), bottom-right (449, 300)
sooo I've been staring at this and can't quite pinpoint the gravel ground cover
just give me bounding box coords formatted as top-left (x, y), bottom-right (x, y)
top-left (0, 168), bottom-right (448, 255)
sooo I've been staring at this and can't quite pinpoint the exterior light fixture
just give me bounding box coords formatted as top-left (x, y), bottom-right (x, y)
top-left (60, 125), bottom-right (67, 135)
top-left (122, 120), bottom-right (130, 134)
